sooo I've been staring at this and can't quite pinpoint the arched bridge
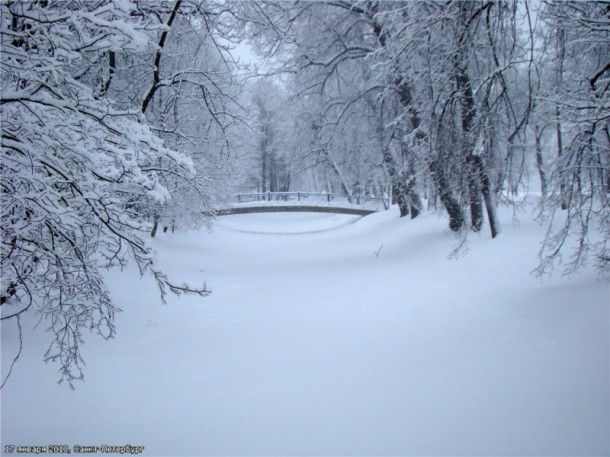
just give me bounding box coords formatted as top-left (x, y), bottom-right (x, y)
top-left (217, 192), bottom-right (389, 216)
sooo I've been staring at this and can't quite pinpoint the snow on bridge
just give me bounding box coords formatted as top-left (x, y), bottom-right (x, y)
top-left (217, 192), bottom-right (390, 216)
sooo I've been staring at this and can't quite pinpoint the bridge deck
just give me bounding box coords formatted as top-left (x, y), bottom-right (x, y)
top-left (217, 205), bottom-right (375, 216)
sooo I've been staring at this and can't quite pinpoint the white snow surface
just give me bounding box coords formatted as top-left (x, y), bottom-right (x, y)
top-left (2, 205), bottom-right (609, 456)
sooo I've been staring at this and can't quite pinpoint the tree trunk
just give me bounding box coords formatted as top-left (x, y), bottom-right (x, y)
top-left (395, 185), bottom-right (410, 217)
top-left (555, 25), bottom-right (567, 210)
top-left (454, 12), bottom-right (499, 236)
top-left (534, 125), bottom-right (548, 197)
top-left (370, 13), bottom-right (423, 218)
top-left (261, 141), bottom-right (267, 193)
top-left (604, 125), bottom-right (610, 194)
top-left (430, 159), bottom-right (464, 231)
top-left (150, 213), bottom-right (160, 238)
top-left (427, 175), bottom-right (438, 210)
top-left (383, 147), bottom-right (410, 217)
top-left (471, 156), bottom-right (500, 238)
top-left (407, 175), bottom-right (422, 219)
top-left (141, 0), bottom-right (182, 114)
top-left (324, 149), bottom-right (352, 196)
top-left (467, 157), bottom-right (484, 232)
top-left (403, 142), bottom-right (422, 218)
top-left (455, 56), bottom-right (485, 232)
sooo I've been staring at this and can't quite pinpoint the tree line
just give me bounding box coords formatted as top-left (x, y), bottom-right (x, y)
top-left (237, 1), bottom-right (609, 273)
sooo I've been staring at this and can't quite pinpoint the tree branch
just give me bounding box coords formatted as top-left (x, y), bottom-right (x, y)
top-left (141, 0), bottom-right (182, 114)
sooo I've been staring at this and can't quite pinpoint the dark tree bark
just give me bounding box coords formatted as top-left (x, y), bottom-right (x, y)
top-left (383, 146), bottom-right (410, 217)
top-left (406, 174), bottom-right (423, 219)
top-left (97, 51), bottom-right (115, 99)
top-left (467, 157), bottom-right (484, 232)
top-left (555, 25), bottom-right (567, 210)
top-left (429, 159), bottom-right (464, 232)
top-left (471, 155), bottom-right (499, 238)
top-left (534, 125), bottom-right (548, 197)
top-left (455, 47), bottom-right (484, 231)
top-left (141, 0), bottom-right (182, 114)
top-left (453, 1), bottom-right (499, 237)
top-left (261, 136), bottom-right (268, 193)
top-left (150, 213), bottom-right (160, 238)
top-left (404, 144), bottom-right (423, 218)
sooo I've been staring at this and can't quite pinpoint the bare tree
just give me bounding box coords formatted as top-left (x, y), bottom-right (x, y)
top-left (535, 1), bottom-right (610, 275)
top-left (102, 1), bottom-right (247, 236)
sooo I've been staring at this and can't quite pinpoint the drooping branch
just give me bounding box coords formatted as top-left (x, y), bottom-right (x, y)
top-left (590, 60), bottom-right (610, 93)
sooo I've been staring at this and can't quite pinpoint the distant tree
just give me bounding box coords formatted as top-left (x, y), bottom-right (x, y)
top-left (1, 0), bottom-right (209, 388)
top-left (248, 81), bottom-right (292, 193)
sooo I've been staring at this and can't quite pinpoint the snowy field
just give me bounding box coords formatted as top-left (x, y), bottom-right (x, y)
top-left (2, 204), bottom-right (608, 456)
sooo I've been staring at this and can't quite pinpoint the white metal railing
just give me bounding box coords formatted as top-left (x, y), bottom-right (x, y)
top-left (234, 192), bottom-right (389, 211)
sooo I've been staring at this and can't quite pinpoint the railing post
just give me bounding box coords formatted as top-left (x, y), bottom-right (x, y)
top-left (267, 192), bottom-right (271, 201)
top-left (357, 195), bottom-right (361, 205)
top-left (237, 194), bottom-right (241, 203)
top-left (327, 193), bottom-right (331, 202)
top-left (298, 192), bottom-right (301, 202)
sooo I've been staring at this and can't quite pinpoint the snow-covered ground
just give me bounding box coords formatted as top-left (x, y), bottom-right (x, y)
top-left (2, 204), bottom-right (608, 456)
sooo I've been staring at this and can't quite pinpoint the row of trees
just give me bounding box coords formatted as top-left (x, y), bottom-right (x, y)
top-left (238, 0), bottom-right (608, 273)
top-left (1, 0), bottom-right (607, 386)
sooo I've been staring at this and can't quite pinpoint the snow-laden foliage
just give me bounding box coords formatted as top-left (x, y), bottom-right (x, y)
top-left (1, 1), bottom-right (209, 387)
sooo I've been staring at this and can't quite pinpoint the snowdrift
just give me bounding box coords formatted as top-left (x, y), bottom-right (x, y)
top-left (2, 204), bottom-right (608, 456)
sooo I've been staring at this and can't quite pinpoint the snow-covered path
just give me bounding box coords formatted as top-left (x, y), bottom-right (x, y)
top-left (2, 207), bottom-right (608, 456)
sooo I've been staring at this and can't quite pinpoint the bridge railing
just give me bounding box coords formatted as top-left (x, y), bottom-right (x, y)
top-left (234, 192), bottom-right (389, 211)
